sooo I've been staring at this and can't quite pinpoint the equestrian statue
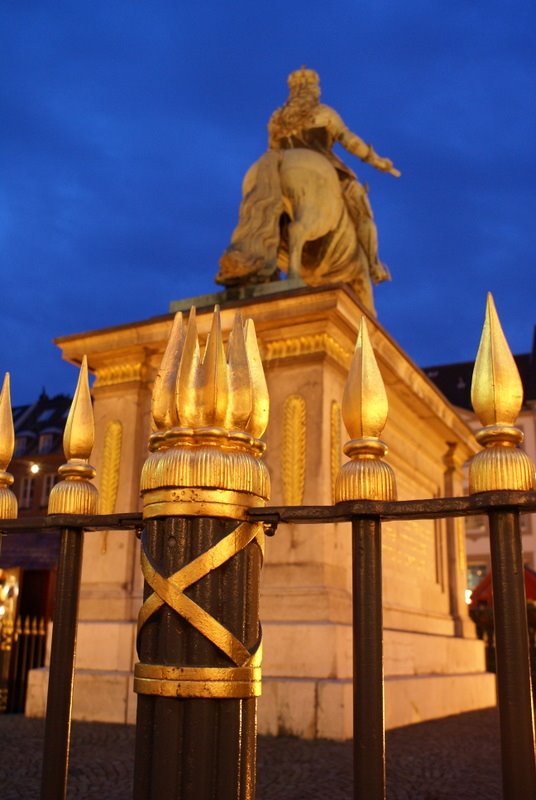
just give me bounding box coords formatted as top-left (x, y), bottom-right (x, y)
top-left (216, 67), bottom-right (400, 316)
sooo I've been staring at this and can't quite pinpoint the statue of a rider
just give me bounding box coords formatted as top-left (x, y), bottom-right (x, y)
top-left (217, 67), bottom-right (400, 294)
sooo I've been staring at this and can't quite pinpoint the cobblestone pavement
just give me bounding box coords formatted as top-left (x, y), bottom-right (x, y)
top-left (0, 708), bottom-right (502, 799)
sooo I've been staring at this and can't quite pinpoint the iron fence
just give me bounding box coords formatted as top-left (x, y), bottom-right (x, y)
top-left (0, 296), bottom-right (534, 799)
top-left (1, 493), bottom-right (535, 799)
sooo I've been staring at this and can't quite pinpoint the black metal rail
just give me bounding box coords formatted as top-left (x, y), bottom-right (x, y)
top-left (2, 490), bottom-right (535, 800)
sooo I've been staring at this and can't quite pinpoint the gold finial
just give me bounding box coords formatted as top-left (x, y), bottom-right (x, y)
top-left (244, 318), bottom-right (269, 439)
top-left (197, 306), bottom-right (229, 427)
top-left (226, 313), bottom-right (253, 431)
top-left (63, 356), bottom-right (95, 461)
top-left (0, 374), bottom-right (17, 519)
top-left (342, 317), bottom-right (388, 441)
top-left (48, 356), bottom-right (98, 514)
top-left (471, 293), bottom-right (523, 428)
top-left (335, 318), bottom-right (396, 501)
top-left (152, 313), bottom-right (184, 431)
top-left (469, 294), bottom-right (535, 492)
top-left (176, 306), bottom-right (201, 430)
top-left (142, 306), bottom-right (270, 519)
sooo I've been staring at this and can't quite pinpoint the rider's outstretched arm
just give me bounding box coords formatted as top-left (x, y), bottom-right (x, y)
top-left (322, 106), bottom-right (401, 176)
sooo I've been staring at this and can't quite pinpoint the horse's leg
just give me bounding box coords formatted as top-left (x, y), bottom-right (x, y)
top-left (287, 219), bottom-right (307, 280)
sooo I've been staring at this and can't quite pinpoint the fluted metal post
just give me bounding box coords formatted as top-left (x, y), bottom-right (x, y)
top-left (133, 308), bottom-right (270, 800)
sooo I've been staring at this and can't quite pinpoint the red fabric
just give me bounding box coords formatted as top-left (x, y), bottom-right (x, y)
top-left (470, 565), bottom-right (536, 606)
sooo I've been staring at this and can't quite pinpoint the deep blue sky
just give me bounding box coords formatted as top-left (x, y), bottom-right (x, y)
top-left (2, 2), bottom-right (536, 405)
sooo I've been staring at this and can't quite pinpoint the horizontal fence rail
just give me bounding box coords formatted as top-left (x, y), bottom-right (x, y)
top-left (3, 491), bottom-right (536, 535)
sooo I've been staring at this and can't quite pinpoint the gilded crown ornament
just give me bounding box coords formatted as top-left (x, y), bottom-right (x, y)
top-left (141, 306), bottom-right (270, 519)
top-left (48, 356), bottom-right (99, 515)
top-left (469, 294), bottom-right (535, 492)
top-left (335, 317), bottom-right (396, 501)
top-left (0, 374), bottom-right (17, 519)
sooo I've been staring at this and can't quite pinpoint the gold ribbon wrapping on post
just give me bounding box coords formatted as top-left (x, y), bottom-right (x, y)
top-left (135, 521), bottom-right (264, 698)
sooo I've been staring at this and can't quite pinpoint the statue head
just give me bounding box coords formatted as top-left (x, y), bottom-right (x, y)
top-left (287, 68), bottom-right (320, 101)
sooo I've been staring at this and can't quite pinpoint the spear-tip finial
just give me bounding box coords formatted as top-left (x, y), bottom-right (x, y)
top-left (469, 293), bottom-right (535, 492)
top-left (336, 317), bottom-right (396, 501)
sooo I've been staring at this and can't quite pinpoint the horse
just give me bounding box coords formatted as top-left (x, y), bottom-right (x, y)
top-left (217, 148), bottom-right (377, 314)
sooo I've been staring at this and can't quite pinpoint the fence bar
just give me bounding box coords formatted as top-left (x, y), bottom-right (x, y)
top-left (133, 514), bottom-right (262, 800)
top-left (40, 527), bottom-right (84, 800)
top-left (488, 510), bottom-right (536, 798)
top-left (352, 516), bottom-right (385, 800)
top-left (133, 307), bottom-right (269, 800)
top-left (334, 318), bottom-right (395, 800)
top-left (39, 357), bottom-right (98, 800)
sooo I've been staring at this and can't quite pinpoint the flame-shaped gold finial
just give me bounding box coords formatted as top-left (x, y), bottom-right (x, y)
top-left (142, 306), bottom-right (270, 519)
top-left (0, 374), bottom-right (17, 519)
top-left (197, 306), bottom-right (229, 427)
top-left (469, 294), bottom-right (535, 492)
top-left (48, 356), bottom-right (98, 514)
top-left (335, 318), bottom-right (396, 501)
top-left (152, 313), bottom-right (185, 431)
top-left (244, 318), bottom-right (269, 439)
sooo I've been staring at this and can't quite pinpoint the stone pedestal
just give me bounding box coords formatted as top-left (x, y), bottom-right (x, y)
top-left (25, 284), bottom-right (496, 734)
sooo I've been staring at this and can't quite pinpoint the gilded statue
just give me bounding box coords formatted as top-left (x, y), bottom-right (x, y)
top-left (216, 68), bottom-right (400, 315)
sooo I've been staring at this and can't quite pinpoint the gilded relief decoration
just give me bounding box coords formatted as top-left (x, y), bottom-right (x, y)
top-left (98, 420), bottom-right (123, 553)
top-left (263, 333), bottom-right (351, 371)
top-left (330, 400), bottom-right (341, 503)
top-left (282, 394), bottom-right (306, 505)
top-left (94, 362), bottom-right (143, 388)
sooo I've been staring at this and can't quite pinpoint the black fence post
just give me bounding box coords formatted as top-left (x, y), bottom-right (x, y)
top-left (133, 308), bottom-right (270, 800)
top-left (488, 510), bottom-right (536, 796)
top-left (469, 294), bottom-right (536, 799)
top-left (40, 357), bottom-right (98, 800)
top-left (335, 318), bottom-right (396, 800)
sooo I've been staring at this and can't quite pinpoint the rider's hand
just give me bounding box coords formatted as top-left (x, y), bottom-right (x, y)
top-left (376, 157), bottom-right (401, 177)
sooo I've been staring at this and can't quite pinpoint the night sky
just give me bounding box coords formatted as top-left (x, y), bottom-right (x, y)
top-left (2, 2), bottom-right (536, 405)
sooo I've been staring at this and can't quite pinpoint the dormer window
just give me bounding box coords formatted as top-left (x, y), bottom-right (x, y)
top-left (38, 433), bottom-right (54, 454)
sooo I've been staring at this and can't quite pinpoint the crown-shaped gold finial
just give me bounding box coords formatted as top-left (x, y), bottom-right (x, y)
top-left (0, 374), bottom-right (17, 519)
top-left (141, 307), bottom-right (270, 519)
top-left (469, 294), bottom-right (535, 492)
top-left (48, 356), bottom-right (98, 514)
top-left (335, 318), bottom-right (396, 501)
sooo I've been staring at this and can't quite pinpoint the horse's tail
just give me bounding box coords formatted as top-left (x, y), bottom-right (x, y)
top-left (217, 151), bottom-right (284, 285)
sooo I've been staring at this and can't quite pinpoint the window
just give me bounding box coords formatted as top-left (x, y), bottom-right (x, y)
top-left (14, 437), bottom-right (27, 457)
top-left (40, 473), bottom-right (59, 506)
top-left (37, 409), bottom-right (55, 423)
top-left (38, 433), bottom-right (54, 454)
top-left (19, 478), bottom-right (34, 509)
top-left (467, 563), bottom-right (488, 591)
